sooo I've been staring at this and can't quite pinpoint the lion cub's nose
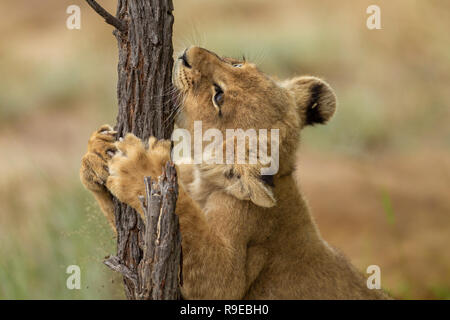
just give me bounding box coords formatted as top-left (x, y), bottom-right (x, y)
top-left (179, 49), bottom-right (192, 69)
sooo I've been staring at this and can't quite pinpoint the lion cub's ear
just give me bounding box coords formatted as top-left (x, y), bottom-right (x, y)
top-left (284, 76), bottom-right (337, 127)
top-left (224, 166), bottom-right (276, 208)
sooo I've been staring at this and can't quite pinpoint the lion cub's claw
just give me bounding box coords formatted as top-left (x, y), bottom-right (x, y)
top-left (97, 124), bottom-right (117, 135)
top-left (115, 133), bottom-right (145, 157)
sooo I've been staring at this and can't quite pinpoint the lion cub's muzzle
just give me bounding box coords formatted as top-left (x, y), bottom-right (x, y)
top-left (173, 47), bottom-right (224, 92)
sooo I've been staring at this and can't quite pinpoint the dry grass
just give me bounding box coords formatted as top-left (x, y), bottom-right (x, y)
top-left (0, 0), bottom-right (448, 299)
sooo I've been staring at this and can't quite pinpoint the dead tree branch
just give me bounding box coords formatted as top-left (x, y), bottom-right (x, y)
top-left (138, 164), bottom-right (181, 300)
top-left (103, 255), bottom-right (138, 288)
top-left (85, 0), bottom-right (126, 32)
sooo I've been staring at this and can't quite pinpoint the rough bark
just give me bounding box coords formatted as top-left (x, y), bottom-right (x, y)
top-left (86, 0), bottom-right (180, 300)
top-left (138, 164), bottom-right (181, 300)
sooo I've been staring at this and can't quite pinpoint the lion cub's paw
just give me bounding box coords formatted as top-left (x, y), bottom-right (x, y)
top-left (106, 134), bottom-right (171, 209)
top-left (80, 124), bottom-right (117, 193)
top-left (147, 136), bottom-right (172, 174)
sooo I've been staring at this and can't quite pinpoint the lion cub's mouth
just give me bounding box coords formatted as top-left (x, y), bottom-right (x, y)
top-left (173, 50), bottom-right (193, 92)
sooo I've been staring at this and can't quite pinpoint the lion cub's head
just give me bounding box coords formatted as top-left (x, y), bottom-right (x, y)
top-left (172, 47), bottom-right (337, 207)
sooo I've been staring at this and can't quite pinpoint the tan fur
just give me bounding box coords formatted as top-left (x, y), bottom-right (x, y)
top-left (80, 47), bottom-right (389, 299)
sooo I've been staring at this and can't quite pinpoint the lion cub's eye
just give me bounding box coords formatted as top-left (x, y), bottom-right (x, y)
top-left (232, 63), bottom-right (243, 68)
top-left (213, 84), bottom-right (224, 108)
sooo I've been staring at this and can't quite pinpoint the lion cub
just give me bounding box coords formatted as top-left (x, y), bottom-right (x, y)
top-left (80, 47), bottom-right (389, 299)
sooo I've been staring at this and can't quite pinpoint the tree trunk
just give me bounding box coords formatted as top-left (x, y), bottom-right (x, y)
top-left (85, 0), bottom-right (181, 300)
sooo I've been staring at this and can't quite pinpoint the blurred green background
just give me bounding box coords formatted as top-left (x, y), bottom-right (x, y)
top-left (0, 0), bottom-right (449, 299)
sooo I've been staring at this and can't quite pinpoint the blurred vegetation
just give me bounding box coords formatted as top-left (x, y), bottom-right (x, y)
top-left (0, 182), bottom-right (123, 299)
top-left (0, 0), bottom-right (449, 299)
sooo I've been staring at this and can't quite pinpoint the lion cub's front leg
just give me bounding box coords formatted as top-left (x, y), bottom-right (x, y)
top-left (80, 125), bottom-right (118, 228)
top-left (106, 133), bottom-right (171, 216)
